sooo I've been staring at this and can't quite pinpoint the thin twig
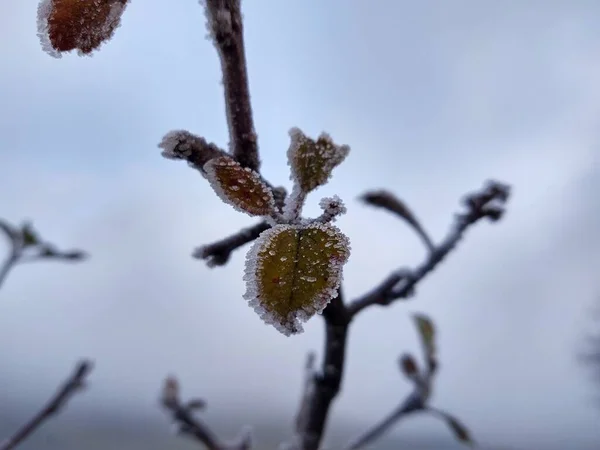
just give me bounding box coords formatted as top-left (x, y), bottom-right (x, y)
top-left (203, 0), bottom-right (260, 172)
top-left (0, 220), bottom-right (18, 289)
top-left (193, 221), bottom-right (270, 267)
top-left (161, 376), bottom-right (252, 450)
top-left (345, 391), bottom-right (424, 450)
top-left (0, 360), bottom-right (93, 450)
top-left (360, 190), bottom-right (435, 253)
top-left (347, 180), bottom-right (510, 317)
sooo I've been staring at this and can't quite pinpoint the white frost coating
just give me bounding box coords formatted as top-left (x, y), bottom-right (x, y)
top-left (282, 182), bottom-right (305, 223)
top-left (243, 223), bottom-right (351, 336)
top-left (159, 130), bottom-right (196, 159)
top-left (203, 157), bottom-right (276, 218)
top-left (37, 0), bottom-right (61, 58)
top-left (318, 195), bottom-right (347, 222)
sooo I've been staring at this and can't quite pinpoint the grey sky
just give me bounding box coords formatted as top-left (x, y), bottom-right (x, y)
top-left (1, 1), bottom-right (600, 448)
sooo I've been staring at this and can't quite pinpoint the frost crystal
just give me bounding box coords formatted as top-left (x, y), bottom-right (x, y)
top-left (287, 127), bottom-right (350, 194)
top-left (37, 0), bottom-right (130, 57)
top-left (243, 223), bottom-right (351, 336)
top-left (204, 156), bottom-right (276, 217)
top-left (317, 195), bottom-right (347, 222)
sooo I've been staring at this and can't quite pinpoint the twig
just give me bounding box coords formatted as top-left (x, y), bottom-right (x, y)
top-left (0, 360), bottom-right (93, 450)
top-left (0, 219), bottom-right (87, 291)
top-left (345, 391), bottom-right (424, 450)
top-left (347, 180), bottom-right (510, 317)
top-left (161, 376), bottom-right (252, 450)
top-left (203, 0), bottom-right (260, 172)
top-left (0, 220), bottom-right (18, 289)
top-left (360, 190), bottom-right (434, 253)
top-left (193, 221), bottom-right (270, 267)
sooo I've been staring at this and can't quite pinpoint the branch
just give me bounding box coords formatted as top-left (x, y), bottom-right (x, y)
top-left (348, 180), bottom-right (510, 317)
top-left (360, 190), bottom-right (434, 253)
top-left (0, 360), bottom-right (93, 450)
top-left (0, 220), bottom-right (18, 289)
top-left (193, 221), bottom-right (270, 267)
top-left (161, 376), bottom-right (252, 450)
top-left (0, 219), bottom-right (87, 291)
top-left (203, 0), bottom-right (260, 171)
top-left (293, 289), bottom-right (350, 450)
top-left (345, 391), bottom-right (424, 450)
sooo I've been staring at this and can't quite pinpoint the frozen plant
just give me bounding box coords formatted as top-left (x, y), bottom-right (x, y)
top-left (8, 1), bottom-right (515, 449)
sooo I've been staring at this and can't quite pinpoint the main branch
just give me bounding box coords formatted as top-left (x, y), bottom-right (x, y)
top-left (204, 0), bottom-right (260, 171)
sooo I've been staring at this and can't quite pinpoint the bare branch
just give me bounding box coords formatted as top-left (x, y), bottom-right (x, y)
top-left (345, 391), bottom-right (424, 450)
top-left (161, 376), bottom-right (252, 450)
top-left (348, 180), bottom-right (511, 317)
top-left (294, 289), bottom-right (350, 450)
top-left (425, 407), bottom-right (474, 446)
top-left (0, 360), bottom-right (93, 450)
top-left (193, 221), bottom-right (270, 267)
top-left (360, 190), bottom-right (434, 253)
top-left (0, 219), bottom-right (87, 291)
top-left (0, 220), bottom-right (19, 289)
top-left (203, 0), bottom-right (260, 171)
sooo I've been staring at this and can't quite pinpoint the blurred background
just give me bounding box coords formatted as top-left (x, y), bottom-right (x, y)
top-left (1, 1), bottom-right (600, 449)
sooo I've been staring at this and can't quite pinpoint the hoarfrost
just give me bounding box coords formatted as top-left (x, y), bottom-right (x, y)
top-left (287, 127), bottom-right (350, 193)
top-left (243, 223), bottom-right (350, 336)
top-left (37, 0), bottom-right (130, 57)
top-left (204, 156), bottom-right (276, 217)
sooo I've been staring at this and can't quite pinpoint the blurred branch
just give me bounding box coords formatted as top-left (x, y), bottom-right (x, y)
top-left (345, 390), bottom-right (425, 450)
top-left (161, 376), bottom-right (252, 450)
top-left (203, 0), bottom-right (260, 171)
top-left (0, 219), bottom-right (87, 291)
top-left (0, 220), bottom-right (19, 289)
top-left (0, 360), bottom-right (93, 450)
top-left (347, 316), bottom-right (472, 449)
top-left (348, 180), bottom-right (511, 317)
top-left (359, 190), bottom-right (434, 253)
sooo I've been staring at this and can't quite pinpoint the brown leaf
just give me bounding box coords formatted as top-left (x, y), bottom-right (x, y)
top-left (204, 156), bottom-right (276, 217)
top-left (38, 0), bottom-right (130, 56)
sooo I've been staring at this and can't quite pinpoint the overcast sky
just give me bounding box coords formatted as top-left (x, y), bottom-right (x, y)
top-left (1, 1), bottom-right (600, 449)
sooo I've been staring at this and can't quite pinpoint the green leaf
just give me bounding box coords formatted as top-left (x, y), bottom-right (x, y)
top-left (204, 156), bottom-right (276, 217)
top-left (243, 223), bottom-right (351, 335)
top-left (287, 128), bottom-right (350, 193)
top-left (413, 313), bottom-right (437, 368)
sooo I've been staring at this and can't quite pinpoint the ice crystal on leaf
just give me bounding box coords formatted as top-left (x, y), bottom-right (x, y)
top-left (243, 223), bottom-right (350, 336)
top-left (287, 127), bottom-right (350, 194)
top-left (37, 0), bottom-right (130, 57)
top-left (204, 156), bottom-right (276, 217)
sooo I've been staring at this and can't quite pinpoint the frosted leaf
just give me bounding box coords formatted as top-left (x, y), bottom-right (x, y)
top-left (287, 127), bottom-right (350, 193)
top-left (37, 0), bottom-right (130, 57)
top-left (204, 155), bottom-right (276, 217)
top-left (243, 223), bottom-right (350, 336)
